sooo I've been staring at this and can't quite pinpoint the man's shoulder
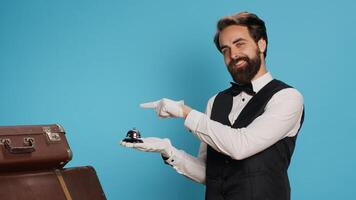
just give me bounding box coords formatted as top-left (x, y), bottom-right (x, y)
top-left (268, 86), bottom-right (304, 111)
top-left (205, 86), bottom-right (233, 112)
top-left (263, 79), bottom-right (303, 99)
top-left (272, 79), bottom-right (303, 98)
top-left (274, 87), bottom-right (304, 101)
top-left (206, 85), bottom-right (231, 105)
top-left (207, 94), bottom-right (218, 108)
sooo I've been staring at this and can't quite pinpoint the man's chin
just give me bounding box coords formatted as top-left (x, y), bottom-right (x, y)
top-left (232, 74), bottom-right (250, 84)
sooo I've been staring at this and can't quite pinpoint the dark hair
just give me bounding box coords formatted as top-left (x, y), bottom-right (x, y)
top-left (214, 12), bottom-right (268, 58)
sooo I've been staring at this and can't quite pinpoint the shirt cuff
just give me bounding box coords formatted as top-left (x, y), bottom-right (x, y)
top-left (184, 109), bottom-right (204, 133)
top-left (162, 147), bottom-right (180, 166)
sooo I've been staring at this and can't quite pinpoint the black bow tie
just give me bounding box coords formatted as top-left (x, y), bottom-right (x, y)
top-left (229, 82), bottom-right (256, 96)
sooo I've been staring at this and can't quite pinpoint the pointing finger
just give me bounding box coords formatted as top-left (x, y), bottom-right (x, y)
top-left (140, 100), bottom-right (159, 108)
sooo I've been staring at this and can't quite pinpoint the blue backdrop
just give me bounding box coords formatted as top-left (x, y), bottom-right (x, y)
top-left (1, 0), bottom-right (355, 199)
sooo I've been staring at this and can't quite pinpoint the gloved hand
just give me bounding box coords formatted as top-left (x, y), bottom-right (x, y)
top-left (120, 137), bottom-right (173, 158)
top-left (140, 98), bottom-right (185, 118)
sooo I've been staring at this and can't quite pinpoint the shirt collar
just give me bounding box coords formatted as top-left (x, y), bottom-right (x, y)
top-left (251, 72), bottom-right (273, 93)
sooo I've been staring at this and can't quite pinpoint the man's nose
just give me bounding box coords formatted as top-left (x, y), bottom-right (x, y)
top-left (230, 47), bottom-right (239, 60)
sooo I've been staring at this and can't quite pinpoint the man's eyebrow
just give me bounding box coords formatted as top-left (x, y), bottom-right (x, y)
top-left (232, 38), bottom-right (246, 44)
top-left (220, 38), bottom-right (247, 50)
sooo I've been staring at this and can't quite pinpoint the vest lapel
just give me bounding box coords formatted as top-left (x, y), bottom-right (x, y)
top-left (232, 79), bottom-right (290, 128)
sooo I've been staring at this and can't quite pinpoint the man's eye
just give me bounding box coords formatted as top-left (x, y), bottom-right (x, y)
top-left (221, 49), bottom-right (228, 54)
top-left (236, 43), bottom-right (244, 47)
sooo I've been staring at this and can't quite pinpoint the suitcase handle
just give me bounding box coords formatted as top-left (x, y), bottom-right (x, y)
top-left (1, 138), bottom-right (35, 154)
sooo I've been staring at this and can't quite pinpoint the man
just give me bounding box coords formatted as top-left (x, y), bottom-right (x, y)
top-left (121, 11), bottom-right (304, 200)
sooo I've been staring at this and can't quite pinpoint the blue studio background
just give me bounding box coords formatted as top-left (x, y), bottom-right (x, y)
top-left (1, 0), bottom-right (355, 199)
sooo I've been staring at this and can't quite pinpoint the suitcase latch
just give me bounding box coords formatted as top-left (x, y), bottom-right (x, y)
top-left (43, 127), bottom-right (61, 142)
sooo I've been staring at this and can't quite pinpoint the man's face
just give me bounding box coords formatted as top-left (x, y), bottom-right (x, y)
top-left (219, 25), bottom-right (262, 84)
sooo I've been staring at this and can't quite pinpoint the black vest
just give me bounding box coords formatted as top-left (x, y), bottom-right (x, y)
top-left (205, 79), bottom-right (304, 200)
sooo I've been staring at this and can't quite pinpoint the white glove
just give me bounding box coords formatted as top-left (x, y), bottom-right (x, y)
top-left (120, 137), bottom-right (173, 158)
top-left (140, 98), bottom-right (184, 118)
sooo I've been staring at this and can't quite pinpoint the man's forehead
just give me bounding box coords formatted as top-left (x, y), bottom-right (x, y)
top-left (219, 25), bottom-right (250, 43)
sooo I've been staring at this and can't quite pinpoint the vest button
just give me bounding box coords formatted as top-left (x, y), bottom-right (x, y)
top-left (224, 159), bottom-right (229, 164)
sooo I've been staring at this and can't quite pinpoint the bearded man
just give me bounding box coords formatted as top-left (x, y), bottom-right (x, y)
top-left (121, 11), bottom-right (305, 200)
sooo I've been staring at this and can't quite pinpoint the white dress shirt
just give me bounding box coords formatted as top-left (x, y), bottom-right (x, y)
top-left (165, 72), bottom-right (304, 184)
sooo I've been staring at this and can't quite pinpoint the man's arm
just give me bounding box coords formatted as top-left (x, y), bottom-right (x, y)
top-left (184, 88), bottom-right (304, 160)
top-left (123, 96), bottom-right (216, 184)
top-left (121, 138), bottom-right (207, 184)
top-left (164, 142), bottom-right (207, 184)
top-left (163, 96), bottom-right (216, 184)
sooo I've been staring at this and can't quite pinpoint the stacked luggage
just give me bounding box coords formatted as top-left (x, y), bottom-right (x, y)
top-left (0, 124), bottom-right (106, 200)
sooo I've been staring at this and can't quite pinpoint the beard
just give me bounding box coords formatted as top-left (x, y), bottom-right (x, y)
top-left (227, 49), bottom-right (261, 84)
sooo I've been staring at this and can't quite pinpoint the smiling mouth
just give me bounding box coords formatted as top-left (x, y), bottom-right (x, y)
top-left (235, 60), bottom-right (247, 69)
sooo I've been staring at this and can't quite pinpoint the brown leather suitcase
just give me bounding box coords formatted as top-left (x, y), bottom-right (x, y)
top-left (0, 124), bottom-right (72, 171)
top-left (0, 166), bottom-right (107, 200)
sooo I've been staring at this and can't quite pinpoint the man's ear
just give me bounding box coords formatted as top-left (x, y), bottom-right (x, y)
top-left (257, 38), bottom-right (266, 54)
